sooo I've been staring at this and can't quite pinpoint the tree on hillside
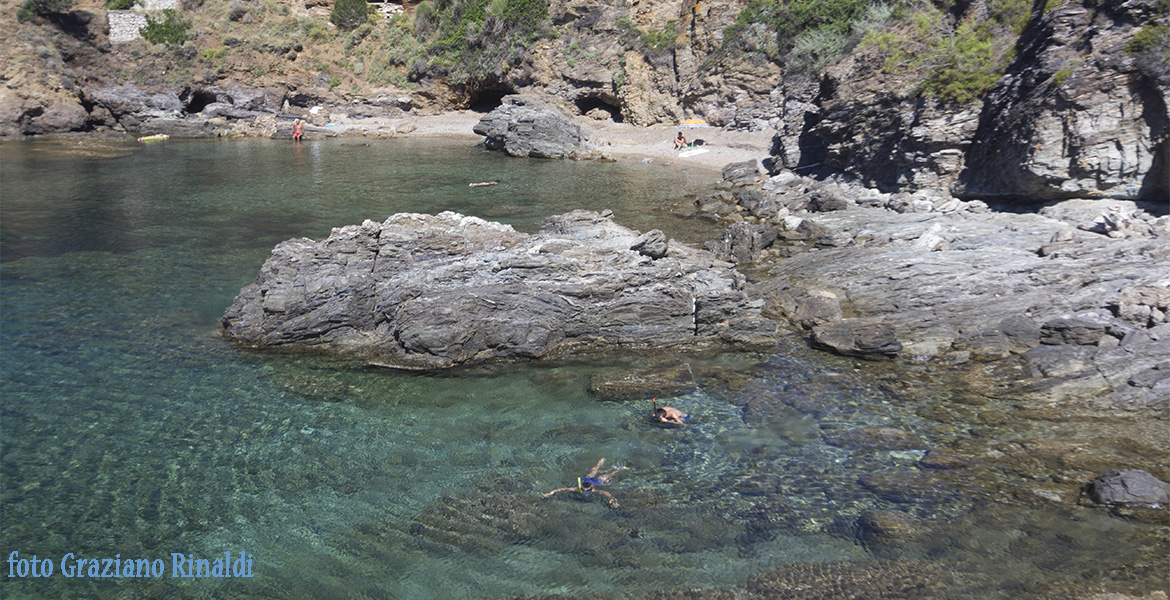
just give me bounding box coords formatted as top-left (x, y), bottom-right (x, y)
top-left (331, 0), bottom-right (372, 30)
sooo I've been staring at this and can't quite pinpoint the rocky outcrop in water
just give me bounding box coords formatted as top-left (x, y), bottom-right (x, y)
top-left (472, 95), bottom-right (596, 159)
top-left (696, 166), bottom-right (1170, 408)
top-left (953, 0), bottom-right (1170, 201)
top-left (220, 210), bottom-right (777, 369)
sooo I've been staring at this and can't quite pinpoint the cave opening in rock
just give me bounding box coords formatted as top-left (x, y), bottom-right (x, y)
top-left (468, 88), bottom-right (511, 113)
top-left (574, 96), bottom-right (623, 123)
top-left (183, 89), bottom-right (219, 114)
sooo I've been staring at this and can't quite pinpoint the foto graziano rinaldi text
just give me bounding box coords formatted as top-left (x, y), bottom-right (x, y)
top-left (7, 551), bottom-right (254, 578)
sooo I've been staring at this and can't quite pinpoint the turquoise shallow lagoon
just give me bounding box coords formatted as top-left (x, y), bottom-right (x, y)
top-left (1, 137), bottom-right (1166, 599)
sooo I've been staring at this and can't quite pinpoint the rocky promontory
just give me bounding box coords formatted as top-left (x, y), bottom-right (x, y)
top-left (693, 169), bottom-right (1170, 409)
top-left (220, 209), bottom-right (777, 369)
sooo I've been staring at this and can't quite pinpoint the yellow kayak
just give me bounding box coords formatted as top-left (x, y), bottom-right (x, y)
top-left (137, 134), bottom-right (170, 142)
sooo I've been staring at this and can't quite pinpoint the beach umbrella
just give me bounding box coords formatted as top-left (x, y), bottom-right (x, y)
top-left (678, 118), bottom-right (709, 128)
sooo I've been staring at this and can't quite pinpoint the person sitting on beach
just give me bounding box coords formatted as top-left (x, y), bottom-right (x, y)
top-left (292, 119), bottom-right (304, 141)
top-left (542, 458), bottom-right (629, 508)
top-left (673, 131), bottom-right (688, 150)
top-left (652, 398), bottom-right (689, 425)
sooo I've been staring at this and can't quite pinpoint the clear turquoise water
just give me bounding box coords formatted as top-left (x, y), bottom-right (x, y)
top-left (1, 138), bottom-right (1166, 599)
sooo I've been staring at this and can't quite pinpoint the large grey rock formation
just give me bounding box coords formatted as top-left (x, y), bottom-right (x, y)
top-left (749, 188), bottom-right (1170, 407)
top-left (473, 95), bottom-right (594, 158)
top-left (220, 210), bottom-right (778, 369)
top-left (953, 0), bottom-right (1169, 201)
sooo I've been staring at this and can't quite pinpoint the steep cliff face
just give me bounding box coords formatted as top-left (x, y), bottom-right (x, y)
top-left (953, 0), bottom-right (1170, 201)
top-left (780, 49), bottom-right (981, 194)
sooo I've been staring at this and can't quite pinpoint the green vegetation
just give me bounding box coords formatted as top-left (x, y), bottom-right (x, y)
top-left (330, 0), bottom-right (373, 31)
top-left (1127, 22), bottom-right (1170, 54)
top-left (859, 0), bottom-right (1024, 103)
top-left (201, 47), bottom-right (229, 69)
top-left (105, 0), bottom-right (137, 10)
top-left (17, 0), bottom-right (75, 22)
top-left (410, 0), bottom-right (549, 85)
top-left (141, 9), bottom-right (193, 46)
top-left (1127, 22), bottom-right (1170, 83)
top-left (917, 20), bottom-right (1003, 102)
top-left (711, 0), bottom-right (892, 74)
top-left (1051, 59), bottom-right (1078, 85)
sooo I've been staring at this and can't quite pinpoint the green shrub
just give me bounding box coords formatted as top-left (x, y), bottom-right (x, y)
top-left (1051, 60), bottom-right (1078, 85)
top-left (917, 22), bottom-right (1003, 102)
top-left (1127, 23), bottom-right (1170, 83)
top-left (1127, 22), bottom-right (1170, 54)
top-left (412, 0), bottom-right (549, 84)
top-left (989, 0), bottom-right (1032, 33)
top-left (788, 24), bottom-right (849, 75)
top-left (105, 0), bottom-right (136, 9)
top-left (17, 0), bottom-right (75, 21)
top-left (330, 0), bottom-right (372, 30)
top-left (642, 20), bottom-right (677, 50)
top-left (140, 9), bottom-right (192, 45)
top-left (714, 0), bottom-right (882, 69)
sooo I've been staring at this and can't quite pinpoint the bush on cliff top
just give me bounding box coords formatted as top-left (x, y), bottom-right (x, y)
top-left (330, 0), bottom-right (373, 31)
top-left (712, 0), bottom-right (889, 75)
top-left (16, 0), bottom-right (75, 22)
top-left (140, 9), bottom-right (192, 46)
top-left (863, 0), bottom-right (1018, 103)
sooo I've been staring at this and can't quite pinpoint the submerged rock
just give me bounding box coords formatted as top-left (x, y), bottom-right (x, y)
top-left (744, 558), bottom-right (949, 599)
top-left (1086, 469), bottom-right (1170, 509)
top-left (221, 210), bottom-right (777, 369)
top-left (588, 364), bottom-right (697, 401)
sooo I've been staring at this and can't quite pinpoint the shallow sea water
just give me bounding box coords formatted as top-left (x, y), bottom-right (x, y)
top-left (1, 138), bottom-right (1166, 599)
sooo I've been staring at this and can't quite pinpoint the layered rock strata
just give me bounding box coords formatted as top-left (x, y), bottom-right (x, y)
top-left (221, 210), bottom-right (777, 369)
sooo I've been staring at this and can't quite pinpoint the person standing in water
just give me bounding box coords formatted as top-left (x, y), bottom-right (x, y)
top-left (542, 458), bottom-right (629, 508)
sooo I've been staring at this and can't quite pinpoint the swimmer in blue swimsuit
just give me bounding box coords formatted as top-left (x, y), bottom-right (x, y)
top-left (542, 458), bottom-right (629, 508)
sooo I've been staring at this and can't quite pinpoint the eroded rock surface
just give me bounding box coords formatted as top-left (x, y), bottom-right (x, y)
top-left (221, 210), bottom-right (777, 369)
top-left (473, 95), bottom-right (595, 159)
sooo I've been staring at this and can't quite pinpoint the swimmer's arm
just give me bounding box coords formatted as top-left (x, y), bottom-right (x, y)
top-left (597, 490), bottom-right (619, 508)
top-left (542, 487), bottom-right (575, 498)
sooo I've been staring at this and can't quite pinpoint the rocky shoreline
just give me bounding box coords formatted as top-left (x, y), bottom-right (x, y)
top-left (693, 162), bottom-right (1169, 411)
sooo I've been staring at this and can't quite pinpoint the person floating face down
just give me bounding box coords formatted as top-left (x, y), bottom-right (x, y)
top-left (652, 398), bottom-right (689, 425)
top-left (542, 458), bottom-right (629, 508)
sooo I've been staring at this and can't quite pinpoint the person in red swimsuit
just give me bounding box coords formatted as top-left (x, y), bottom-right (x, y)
top-left (292, 119), bottom-right (304, 141)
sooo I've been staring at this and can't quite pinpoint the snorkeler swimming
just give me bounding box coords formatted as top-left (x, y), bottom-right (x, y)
top-left (652, 398), bottom-right (689, 425)
top-left (542, 458), bottom-right (629, 508)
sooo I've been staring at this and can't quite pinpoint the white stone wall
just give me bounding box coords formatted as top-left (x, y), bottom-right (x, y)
top-left (108, 11), bottom-right (147, 43)
top-left (107, 0), bottom-right (182, 44)
top-left (142, 0), bottom-right (180, 10)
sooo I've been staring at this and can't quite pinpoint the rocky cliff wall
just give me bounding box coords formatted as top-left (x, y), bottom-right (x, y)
top-left (953, 0), bottom-right (1169, 202)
